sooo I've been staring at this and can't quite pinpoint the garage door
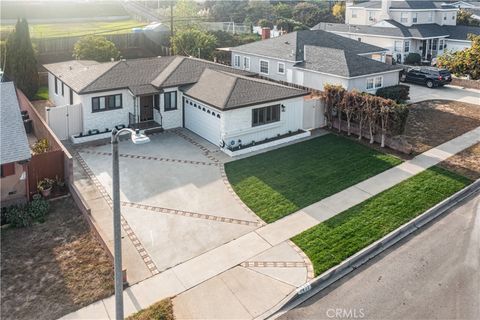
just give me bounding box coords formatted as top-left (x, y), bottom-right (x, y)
top-left (184, 101), bottom-right (221, 146)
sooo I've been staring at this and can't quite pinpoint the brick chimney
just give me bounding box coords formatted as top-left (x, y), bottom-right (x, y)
top-left (261, 27), bottom-right (271, 40)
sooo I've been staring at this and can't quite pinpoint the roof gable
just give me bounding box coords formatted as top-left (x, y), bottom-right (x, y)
top-left (184, 69), bottom-right (307, 110)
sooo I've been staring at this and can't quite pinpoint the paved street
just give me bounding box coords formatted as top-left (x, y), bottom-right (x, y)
top-left (280, 193), bottom-right (480, 320)
top-left (408, 83), bottom-right (480, 105)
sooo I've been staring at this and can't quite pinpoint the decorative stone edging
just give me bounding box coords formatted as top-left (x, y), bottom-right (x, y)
top-left (73, 151), bottom-right (160, 275)
top-left (78, 149), bottom-right (220, 167)
top-left (288, 240), bottom-right (315, 281)
top-left (121, 201), bottom-right (262, 227)
top-left (241, 261), bottom-right (307, 268)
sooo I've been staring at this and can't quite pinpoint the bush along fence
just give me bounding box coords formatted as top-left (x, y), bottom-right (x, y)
top-left (322, 84), bottom-right (409, 151)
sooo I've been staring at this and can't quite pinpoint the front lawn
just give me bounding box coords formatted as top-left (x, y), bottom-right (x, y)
top-left (292, 166), bottom-right (471, 276)
top-left (0, 197), bottom-right (114, 320)
top-left (225, 134), bottom-right (402, 223)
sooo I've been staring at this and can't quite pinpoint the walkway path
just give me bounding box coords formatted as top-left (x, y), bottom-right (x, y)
top-left (61, 126), bottom-right (480, 320)
top-left (408, 83), bottom-right (480, 105)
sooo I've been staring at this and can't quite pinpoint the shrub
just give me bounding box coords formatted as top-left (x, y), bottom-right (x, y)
top-left (258, 19), bottom-right (273, 29)
top-left (376, 85), bottom-right (410, 103)
top-left (32, 138), bottom-right (49, 154)
top-left (404, 53), bottom-right (421, 65)
top-left (27, 199), bottom-right (49, 223)
top-left (389, 104), bottom-right (409, 135)
top-left (6, 205), bottom-right (33, 228)
top-left (5, 198), bottom-right (50, 227)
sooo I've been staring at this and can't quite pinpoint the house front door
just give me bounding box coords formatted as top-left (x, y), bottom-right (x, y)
top-left (140, 95), bottom-right (154, 121)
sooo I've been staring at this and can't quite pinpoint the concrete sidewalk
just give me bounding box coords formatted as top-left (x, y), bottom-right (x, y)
top-left (61, 126), bottom-right (480, 320)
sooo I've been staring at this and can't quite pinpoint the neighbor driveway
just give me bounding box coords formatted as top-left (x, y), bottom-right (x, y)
top-left (408, 83), bottom-right (480, 105)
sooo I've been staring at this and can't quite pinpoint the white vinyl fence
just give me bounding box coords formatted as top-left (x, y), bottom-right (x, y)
top-left (46, 104), bottom-right (83, 140)
top-left (303, 97), bottom-right (325, 130)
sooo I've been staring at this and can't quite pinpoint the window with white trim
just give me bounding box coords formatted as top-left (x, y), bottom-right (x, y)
top-left (439, 39), bottom-right (444, 50)
top-left (428, 11), bottom-right (433, 22)
top-left (351, 9), bottom-right (358, 18)
top-left (252, 104), bottom-right (280, 127)
top-left (277, 62), bottom-right (285, 74)
top-left (366, 76), bottom-right (383, 90)
top-left (92, 94), bottom-right (122, 112)
top-left (234, 55), bottom-right (241, 68)
top-left (368, 11), bottom-right (375, 21)
top-left (404, 40), bottom-right (410, 53)
top-left (400, 12), bottom-right (408, 23)
top-left (260, 60), bottom-right (269, 74)
top-left (243, 57), bottom-right (250, 70)
top-left (412, 13), bottom-right (418, 23)
top-left (394, 40), bottom-right (402, 52)
top-left (164, 91), bottom-right (177, 111)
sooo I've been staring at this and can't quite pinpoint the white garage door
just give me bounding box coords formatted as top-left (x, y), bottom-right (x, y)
top-left (184, 101), bottom-right (221, 146)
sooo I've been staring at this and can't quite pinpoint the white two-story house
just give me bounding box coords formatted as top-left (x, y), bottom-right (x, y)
top-left (314, 0), bottom-right (480, 63)
top-left (230, 29), bottom-right (403, 94)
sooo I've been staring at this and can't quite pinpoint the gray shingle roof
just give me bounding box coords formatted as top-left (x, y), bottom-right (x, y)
top-left (43, 60), bottom-right (118, 93)
top-left (314, 21), bottom-right (479, 40)
top-left (184, 69), bottom-right (308, 110)
top-left (298, 46), bottom-right (402, 77)
top-left (232, 30), bottom-right (387, 62)
top-left (350, 1), bottom-right (456, 9)
top-left (45, 56), bottom-right (255, 95)
top-left (0, 82), bottom-right (31, 164)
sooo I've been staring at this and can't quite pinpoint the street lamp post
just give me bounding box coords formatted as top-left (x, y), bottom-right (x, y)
top-left (111, 128), bottom-right (150, 320)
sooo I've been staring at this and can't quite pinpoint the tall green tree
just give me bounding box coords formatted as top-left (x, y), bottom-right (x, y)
top-left (4, 18), bottom-right (39, 99)
top-left (72, 35), bottom-right (120, 62)
top-left (172, 28), bottom-right (217, 60)
top-left (210, 0), bottom-right (248, 23)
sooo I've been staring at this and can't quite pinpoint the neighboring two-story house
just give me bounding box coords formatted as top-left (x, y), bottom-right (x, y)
top-left (314, 0), bottom-right (480, 63)
top-left (230, 29), bottom-right (403, 93)
top-left (44, 56), bottom-right (310, 155)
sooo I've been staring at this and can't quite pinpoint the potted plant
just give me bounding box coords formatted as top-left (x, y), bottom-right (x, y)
top-left (37, 178), bottom-right (54, 197)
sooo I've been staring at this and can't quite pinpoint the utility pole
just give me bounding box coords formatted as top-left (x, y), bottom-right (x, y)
top-left (170, 1), bottom-right (174, 41)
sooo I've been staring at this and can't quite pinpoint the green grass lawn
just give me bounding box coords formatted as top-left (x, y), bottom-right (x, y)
top-left (292, 166), bottom-right (471, 276)
top-left (225, 134), bottom-right (402, 223)
top-left (33, 86), bottom-right (48, 100)
top-left (127, 298), bottom-right (174, 320)
top-left (1, 20), bottom-right (146, 39)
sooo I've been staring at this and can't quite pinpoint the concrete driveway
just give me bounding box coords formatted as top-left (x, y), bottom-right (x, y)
top-left (76, 129), bottom-right (310, 285)
top-left (408, 83), bottom-right (480, 105)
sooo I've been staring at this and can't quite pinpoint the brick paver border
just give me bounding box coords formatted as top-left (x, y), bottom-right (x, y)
top-left (241, 261), bottom-right (307, 268)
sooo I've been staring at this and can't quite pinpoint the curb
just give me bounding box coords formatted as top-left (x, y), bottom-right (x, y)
top-left (259, 179), bottom-right (480, 320)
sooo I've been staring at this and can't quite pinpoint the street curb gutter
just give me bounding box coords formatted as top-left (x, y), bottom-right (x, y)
top-left (259, 179), bottom-right (480, 320)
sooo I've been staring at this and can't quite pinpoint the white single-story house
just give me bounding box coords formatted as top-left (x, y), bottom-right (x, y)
top-left (229, 29), bottom-right (403, 93)
top-left (44, 56), bottom-right (309, 155)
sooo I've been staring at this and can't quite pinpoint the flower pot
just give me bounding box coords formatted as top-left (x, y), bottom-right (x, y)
top-left (41, 187), bottom-right (52, 198)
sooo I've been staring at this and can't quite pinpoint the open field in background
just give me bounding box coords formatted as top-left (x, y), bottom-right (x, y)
top-left (0, 197), bottom-right (114, 320)
top-left (225, 134), bottom-right (402, 223)
top-left (292, 166), bottom-right (472, 276)
top-left (0, 20), bottom-right (147, 39)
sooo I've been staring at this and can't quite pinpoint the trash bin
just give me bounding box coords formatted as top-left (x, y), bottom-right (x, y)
top-left (24, 119), bottom-right (33, 134)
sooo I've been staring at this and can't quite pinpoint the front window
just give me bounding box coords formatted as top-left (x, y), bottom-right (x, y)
top-left (61, 82), bottom-right (64, 96)
top-left (412, 13), bottom-right (418, 23)
top-left (164, 91), bottom-right (177, 111)
top-left (428, 12), bottom-right (433, 22)
top-left (260, 60), bottom-right (269, 74)
top-left (351, 9), bottom-right (358, 18)
top-left (54, 77), bottom-right (58, 94)
top-left (234, 55), bottom-right (241, 68)
top-left (404, 40), bottom-right (410, 53)
top-left (401, 12), bottom-right (408, 23)
top-left (394, 40), bottom-right (402, 52)
top-left (243, 57), bottom-right (250, 70)
top-left (252, 104), bottom-right (280, 127)
top-left (368, 11), bottom-right (375, 21)
top-left (277, 62), bottom-right (285, 74)
top-left (92, 94), bottom-right (122, 112)
top-left (439, 39), bottom-right (444, 50)
top-left (366, 76), bottom-right (383, 90)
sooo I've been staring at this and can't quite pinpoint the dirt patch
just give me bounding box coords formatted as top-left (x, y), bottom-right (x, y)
top-left (1, 197), bottom-right (114, 320)
top-left (439, 143), bottom-right (480, 180)
top-left (402, 100), bottom-right (480, 154)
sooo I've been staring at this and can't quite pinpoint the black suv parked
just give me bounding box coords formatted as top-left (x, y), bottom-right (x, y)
top-left (400, 67), bottom-right (452, 88)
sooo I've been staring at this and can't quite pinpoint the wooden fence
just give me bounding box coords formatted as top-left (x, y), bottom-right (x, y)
top-left (27, 150), bottom-right (65, 196)
top-left (16, 90), bottom-right (73, 185)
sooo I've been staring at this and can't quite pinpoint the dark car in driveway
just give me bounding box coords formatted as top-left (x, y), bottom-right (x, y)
top-left (400, 67), bottom-right (452, 88)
